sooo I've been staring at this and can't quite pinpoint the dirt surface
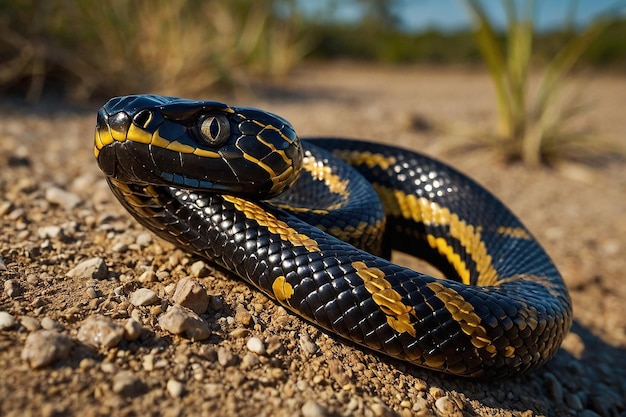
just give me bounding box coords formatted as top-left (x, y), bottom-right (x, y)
top-left (1, 64), bottom-right (625, 417)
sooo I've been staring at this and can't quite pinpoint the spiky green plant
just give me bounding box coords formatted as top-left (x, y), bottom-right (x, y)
top-left (464, 0), bottom-right (609, 166)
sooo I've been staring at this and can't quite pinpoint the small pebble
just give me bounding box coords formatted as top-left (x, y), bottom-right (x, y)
top-left (434, 396), bottom-right (461, 417)
top-left (112, 371), bottom-right (146, 397)
top-left (235, 306), bottom-right (252, 326)
top-left (38, 225), bottom-right (62, 239)
top-left (544, 373), bottom-right (564, 403)
top-left (301, 399), bottom-right (328, 417)
top-left (138, 269), bottom-right (157, 283)
top-left (0, 311), bottom-right (17, 330)
top-left (4, 279), bottom-right (21, 298)
top-left (246, 337), bottom-right (266, 355)
top-left (217, 346), bottom-right (235, 367)
top-left (172, 277), bottom-right (209, 314)
top-left (239, 352), bottom-right (260, 369)
top-left (299, 333), bottom-right (318, 355)
top-left (166, 379), bottom-right (185, 398)
top-left (20, 316), bottom-right (41, 331)
top-left (189, 260), bottom-right (210, 278)
top-left (123, 318), bottom-right (143, 341)
top-left (208, 294), bottom-right (224, 311)
top-left (77, 315), bottom-right (124, 349)
top-left (158, 304), bottom-right (210, 340)
top-left (111, 242), bottom-right (128, 253)
top-left (129, 288), bottom-right (159, 306)
top-left (67, 257), bottom-right (108, 280)
top-left (21, 330), bottom-right (72, 368)
top-left (135, 232), bottom-right (152, 247)
top-left (41, 317), bottom-right (63, 331)
top-left (45, 186), bottom-right (82, 210)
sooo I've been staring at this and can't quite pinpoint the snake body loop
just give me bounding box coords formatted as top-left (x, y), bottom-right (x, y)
top-left (95, 95), bottom-right (572, 378)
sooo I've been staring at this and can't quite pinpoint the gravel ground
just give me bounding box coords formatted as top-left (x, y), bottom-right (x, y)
top-left (1, 64), bottom-right (625, 417)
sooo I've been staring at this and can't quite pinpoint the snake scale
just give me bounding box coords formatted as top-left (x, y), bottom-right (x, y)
top-left (94, 95), bottom-right (572, 378)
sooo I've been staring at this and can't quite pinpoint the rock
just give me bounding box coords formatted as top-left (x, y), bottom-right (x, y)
top-left (235, 305), bottom-right (252, 326)
top-left (172, 277), bottom-right (209, 314)
top-left (135, 232), bottom-right (152, 247)
top-left (434, 396), bottom-right (462, 417)
top-left (166, 379), bottom-right (185, 398)
top-left (45, 186), bottom-right (82, 210)
top-left (38, 225), bottom-right (62, 239)
top-left (112, 371), bottom-right (147, 397)
top-left (20, 316), bottom-right (41, 331)
top-left (129, 288), bottom-right (159, 306)
top-left (158, 304), bottom-right (210, 340)
top-left (0, 311), bottom-right (17, 330)
top-left (217, 346), bottom-right (235, 367)
top-left (21, 330), bottom-right (72, 368)
top-left (301, 400), bottom-right (329, 417)
top-left (77, 315), bottom-right (124, 349)
top-left (4, 279), bottom-right (22, 297)
top-left (41, 317), bottom-right (63, 331)
top-left (208, 294), bottom-right (224, 311)
top-left (123, 318), bottom-right (143, 341)
top-left (189, 260), bottom-right (209, 278)
top-left (67, 257), bottom-right (108, 280)
top-left (246, 337), bottom-right (266, 355)
top-left (299, 333), bottom-right (318, 355)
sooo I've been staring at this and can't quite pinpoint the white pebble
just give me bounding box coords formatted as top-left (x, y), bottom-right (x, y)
top-left (123, 318), bottom-right (143, 341)
top-left (172, 277), bottom-right (209, 314)
top-left (38, 225), bottom-right (62, 239)
top-left (135, 232), bottom-right (153, 247)
top-left (166, 379), bottom-right (185, 398)
top-left (129, 288), bottom-right (159, 306)
top-left (77, 315), bottom-right (124, 349)
top-left (301, 400), bottom-right (328, 417)
top-left (158, 304), bottom-right (210, 340)
top-left (67, 257), bottom-right (108, 280)
top-left (41, 317), bottom-right (63, 331)
top-left (45, 186), bottom-right (82, 210)
top-left (246, 337), bottom-right (266, 355)
top-left (21, 330), bottom-right (72, 368)
top-left (0, 311), bottom-right (16, 330)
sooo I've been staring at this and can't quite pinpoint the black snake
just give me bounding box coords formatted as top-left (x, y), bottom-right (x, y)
top-left (94, 95), bottom-right (572, 378)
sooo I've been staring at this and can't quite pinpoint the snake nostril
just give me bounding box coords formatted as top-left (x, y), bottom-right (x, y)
top-left (108, 111), bottom-right (131, 133)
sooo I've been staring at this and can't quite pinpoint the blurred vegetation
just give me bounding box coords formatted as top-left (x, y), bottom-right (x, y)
top-left (0, 0), bottom-right (624, 103)
top-left (0, 0), bottom-right (309, 101)
top-left (464, 0), bottom-right (615, 166)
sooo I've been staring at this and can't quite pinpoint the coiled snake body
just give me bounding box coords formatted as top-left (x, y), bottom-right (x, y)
top-left (94, 95), bottom-right (572, 378)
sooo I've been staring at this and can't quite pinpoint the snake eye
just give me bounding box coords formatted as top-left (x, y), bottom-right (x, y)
top-left (198, 114), bottom-right (230, 147)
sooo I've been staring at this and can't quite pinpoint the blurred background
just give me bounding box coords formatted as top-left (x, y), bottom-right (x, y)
top-left (0, 0), bottom-right (624, 102)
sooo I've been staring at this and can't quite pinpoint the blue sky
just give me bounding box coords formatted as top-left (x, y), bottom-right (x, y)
top-left (296, 0), bottom-right (626, 32)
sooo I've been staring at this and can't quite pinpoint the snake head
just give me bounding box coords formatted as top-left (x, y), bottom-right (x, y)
top-left (94, 95), bottom-right (302, 198)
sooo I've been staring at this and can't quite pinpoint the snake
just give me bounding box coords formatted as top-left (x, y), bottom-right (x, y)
top-left (94, 94), bottom-right (572, 379)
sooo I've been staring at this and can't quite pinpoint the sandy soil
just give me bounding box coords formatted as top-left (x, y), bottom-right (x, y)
top-left (1, 64), bottom-right (625, 417)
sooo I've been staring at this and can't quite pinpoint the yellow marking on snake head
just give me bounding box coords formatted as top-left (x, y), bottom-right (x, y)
top-left (192, 148), bottom-right (220, 158)
top-left (166, 140), bottom-right (195, 153)
top-left (272, 276), bottom-right (294, 302)
top-left (127, 123), bottom-right (153, 144)
top-left (224, 196), bottom-right (320, 252)
top-left (426, 282), bottom-right (495, 353)
top-left (352, 261), bottom-right (417, 337)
